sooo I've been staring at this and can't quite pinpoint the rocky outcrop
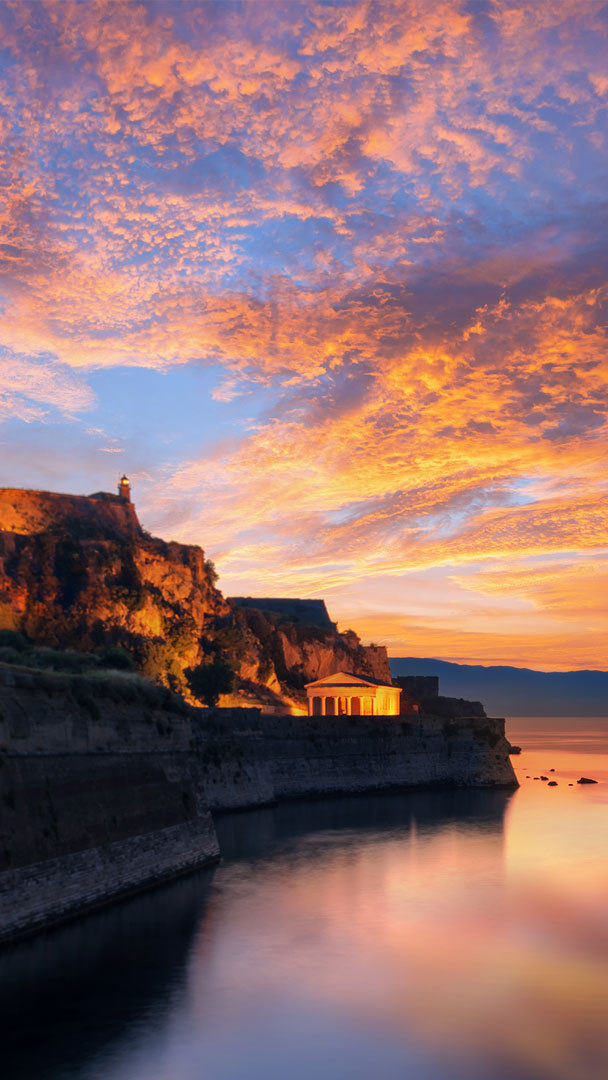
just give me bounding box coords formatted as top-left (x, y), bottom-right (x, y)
top-left (0, 526), bottom-right (230, 694)
top-left (236, 606), bottom-right (392, 710)
top-left (0, 487), bottom-right (390, 711)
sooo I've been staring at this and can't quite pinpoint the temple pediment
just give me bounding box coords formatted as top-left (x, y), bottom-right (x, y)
top-left (305, 671), bottom-right (401, 716)
top-left (305, 671), bottom-right (395, 690)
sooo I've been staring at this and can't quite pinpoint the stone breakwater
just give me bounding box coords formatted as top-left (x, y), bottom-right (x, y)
top-left (0, 665), bottom-right (517, 943)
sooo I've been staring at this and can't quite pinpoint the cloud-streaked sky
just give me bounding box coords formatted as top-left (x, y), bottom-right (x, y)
top-left (1, 0), bottom-right (607, 670)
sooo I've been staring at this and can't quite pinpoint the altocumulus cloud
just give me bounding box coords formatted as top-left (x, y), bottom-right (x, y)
top-left (0, 0), bottom-right (607, 667)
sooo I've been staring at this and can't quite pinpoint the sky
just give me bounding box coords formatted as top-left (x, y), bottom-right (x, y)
top-left (0, 0), bottom-right (607, 671)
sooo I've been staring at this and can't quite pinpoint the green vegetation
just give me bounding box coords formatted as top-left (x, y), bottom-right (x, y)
top-left (211, 623), bottom-right (249, 661)
top-left (0, 631), bottom-right (137, 678)
top-left (96, 645), bottom-right (134, 670)
top-left (0, 630), bottom-right (28, 652)
top-left (185, 656), bottom-right (235, 707)
top-left (257, 655), bottom-right (274, 682)
top-left (204, 558), bottom-right (219, 586)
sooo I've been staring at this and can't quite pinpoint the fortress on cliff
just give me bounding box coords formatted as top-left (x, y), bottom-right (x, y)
top-left (0, 480), bottom-right (488, 721)
top-left (0, 479), bottom-right (517, 943)
top-left (0, 477), bottom-right (140, 539)
top-left (0, 479), bottom-right (395, 712)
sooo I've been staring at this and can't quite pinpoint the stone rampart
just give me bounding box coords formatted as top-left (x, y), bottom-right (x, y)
top-left (230, 597), bottom-right (336, 629)
top-left (0, 665), bottom-right (192, 755)
top-left (195, 711), bottom-right (517, 810)
top-left (0, 488), bottom-right (140, 539)
top-left (0, 666), bottom-right (219, 944)
top-left (0, 816), bottom-right (218, 943)
top-left (0, 666), bottom-right (517, 943)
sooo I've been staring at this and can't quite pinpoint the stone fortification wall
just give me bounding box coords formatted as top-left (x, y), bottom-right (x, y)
top-left (0, 666), bottom-right (219, 944)
top-left (0, 488), bottom-right (140, 539)
top-left (195, 710), bottom-right (516, 811)
top-left (395, 675), bottom-right (439, 698)
top-left (0, 665), bottom-right (516, 943)
top-left (417, 695), bottom-right (486, 719)
top-left (1, 811), bottom-right (217, 945)
top-left (230, 597), bottom-right (337, 629)
top-left (0, 665), bottom-right (193, 755)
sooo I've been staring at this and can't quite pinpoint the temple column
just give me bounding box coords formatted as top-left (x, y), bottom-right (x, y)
top-left (347, 696), bottom-right (352, 715)
top-left (321, 696), bottom-right (326, 716)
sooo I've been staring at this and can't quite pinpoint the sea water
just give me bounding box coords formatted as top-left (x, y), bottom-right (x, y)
top-left (2, 718), bottom-right (607, 1080)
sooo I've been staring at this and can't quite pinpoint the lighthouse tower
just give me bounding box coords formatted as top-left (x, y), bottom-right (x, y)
top-left (118, 475), bottom-right (131, 502)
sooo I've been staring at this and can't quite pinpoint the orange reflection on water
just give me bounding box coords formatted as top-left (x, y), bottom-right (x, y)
top-left (178, 739), bottom-right (608, 1080)
top-left (45, 724), bottom-right (605, 1080)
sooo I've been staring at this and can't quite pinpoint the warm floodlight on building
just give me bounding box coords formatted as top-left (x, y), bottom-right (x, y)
top-left (118, 475), bottom-right (131, 502)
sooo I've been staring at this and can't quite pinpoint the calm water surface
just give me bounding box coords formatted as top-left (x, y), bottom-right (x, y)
top-left (2, 718), bottom-right (607, 1080)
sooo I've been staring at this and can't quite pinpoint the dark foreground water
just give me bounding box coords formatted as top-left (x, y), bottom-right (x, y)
top-left (2, 719), bottom-right (608, 1080)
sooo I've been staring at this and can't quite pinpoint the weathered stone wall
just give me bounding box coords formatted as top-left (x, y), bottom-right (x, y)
top-left (0, 816), bottom-right (218, 944)
top-left (0, 667), bottom-right (220, 944)
top-left (0, 488), bottom-right (140, 539)
top-left (195, 711), bottom-right (517, 811)
top-left (230, 597), bottom-right (337, 629)
top-left (0, 666), bottom-right (517, 943)
top-left (1, 754), bottom-right (212, 869)
top-left (395, 675), bottom-right (439, 699)
top-left (418, 695), bottom-right (487, 719)
top-left (0, 666), bottom-right (193, 755)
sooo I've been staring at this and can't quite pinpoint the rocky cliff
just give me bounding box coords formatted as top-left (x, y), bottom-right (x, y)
top-left (0, 487), bottom-right (389, 711)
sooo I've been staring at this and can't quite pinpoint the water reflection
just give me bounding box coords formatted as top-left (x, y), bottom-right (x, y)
top-left (2, 727), bottom-right (608, 1080)
top-left (0, 870), bottom-right (216, 1080)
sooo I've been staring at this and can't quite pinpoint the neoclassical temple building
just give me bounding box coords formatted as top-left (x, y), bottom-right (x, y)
top-left (305, 671), bottom-right (401, 716)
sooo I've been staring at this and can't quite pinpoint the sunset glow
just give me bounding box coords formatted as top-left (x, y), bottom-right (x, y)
top-left (1, 0), bottom-right (607, 668)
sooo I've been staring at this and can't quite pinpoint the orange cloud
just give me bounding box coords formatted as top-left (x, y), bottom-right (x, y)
top-left (1, 1), bottom-right (607, 669)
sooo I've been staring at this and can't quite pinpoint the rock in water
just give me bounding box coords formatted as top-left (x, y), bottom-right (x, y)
top-left (577, 777), bottom-right (598, 784)
top-left (548, 781), bottom-right (558, 786)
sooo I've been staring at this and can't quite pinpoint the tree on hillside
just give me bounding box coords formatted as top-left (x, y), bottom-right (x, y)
top-left (185, 656), bottom-right (234, 707)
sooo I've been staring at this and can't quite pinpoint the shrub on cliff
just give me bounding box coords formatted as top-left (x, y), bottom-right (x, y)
top-left (211, 623), bottom-right (249, 662)
top-left (0, 646), bottom-right (24, 665)
top-left (204, 559), bottom-right (219, 586)
top-left (185, 656), bottom-right (234, 707)
top-left (96, 645), bottom-right (134, 671)
top-left (27, 647), bottom-right (97, 674)
top-left (0, 629), bottom-right (29, 652)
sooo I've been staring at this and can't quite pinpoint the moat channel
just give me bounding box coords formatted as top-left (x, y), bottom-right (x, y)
top-left (2, 718), bottom-right (607, 1080)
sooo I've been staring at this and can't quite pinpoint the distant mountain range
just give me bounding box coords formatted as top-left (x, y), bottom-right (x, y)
top-left (389, 658), bottom-right (608, 717)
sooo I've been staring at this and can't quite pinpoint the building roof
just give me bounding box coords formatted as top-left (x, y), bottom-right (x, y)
top-left (305, 671), bottom-right (399, 691)
top-left (230, 597), bottom-right (336, 629)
